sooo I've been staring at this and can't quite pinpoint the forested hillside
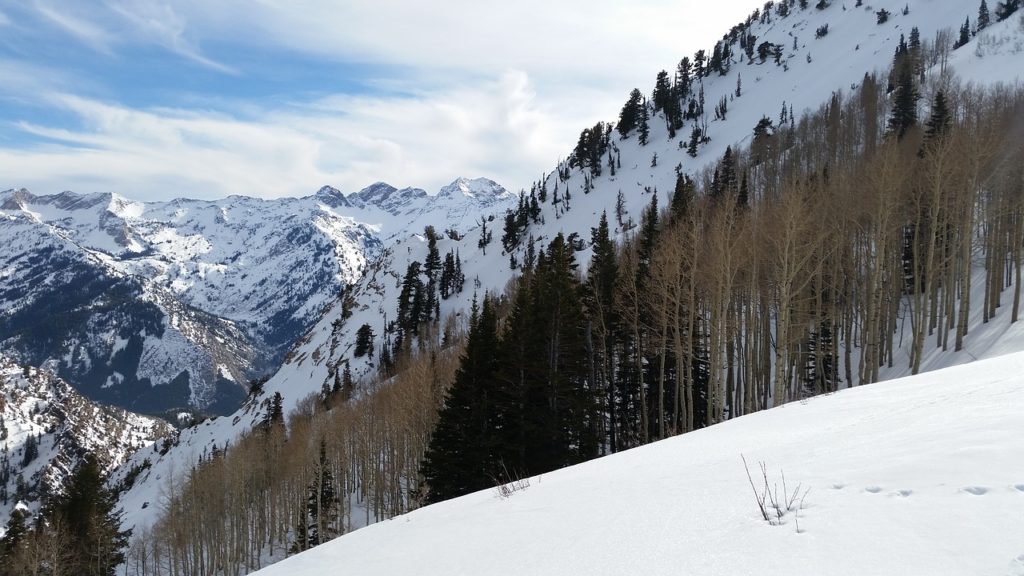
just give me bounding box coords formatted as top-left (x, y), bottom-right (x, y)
top-left (101, 1), bottom-right (1024, 574)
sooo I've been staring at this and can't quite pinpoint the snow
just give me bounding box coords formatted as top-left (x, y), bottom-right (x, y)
top-left (254, 351), bottom-right (1024, 576)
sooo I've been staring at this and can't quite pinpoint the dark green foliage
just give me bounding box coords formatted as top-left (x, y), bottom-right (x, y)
top-left (354, 323), bottom-right (375, 358)
top-left (979, 0), bottom-right (991, 28)
top-left (638, 99), bottom-right (650, 146)
top-left (887, 65), bottom-right (919, 140)
top-left (20, 433), bottom-right (38, 467)
top-left (397, 261), bottom-right (426, 336)
top-left (955, 18), bottom-right (971, 49)
top-left (876, 8), bottom-right (890, 24)
top-left (572, 122), bottom-right (609, 176)
top-left (420, 234), bottom-right (601, 504)
top-left (47, 454), bottom-right (131, 576)
top-left (995, 0), bottom-right (1020, 20)
top-left (263, 392), bottom-right (284, 430)
top-left (440, 250), bottom-right (465, 299)
top-left (618, 89), bottom-right (644, 137)
top-left (418, 297), bottom-right (501, 503)
top-left (478, 216), bottom-right (492, 254)
top-left (924, 90), bottom-right (951, 144)
top-left (0, 508), bottom-right (28, 569)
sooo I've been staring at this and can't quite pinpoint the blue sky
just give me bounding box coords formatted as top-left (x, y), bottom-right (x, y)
top-left (0, 0), bottom-right (755, 200)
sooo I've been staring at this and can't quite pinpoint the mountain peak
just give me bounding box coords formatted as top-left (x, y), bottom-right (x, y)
top-left (349, 182), bottom-right (427, 214)
top-left (438, 177), bottom-right (509, 201)
top-left (314, 185), bottom-right (352, 209)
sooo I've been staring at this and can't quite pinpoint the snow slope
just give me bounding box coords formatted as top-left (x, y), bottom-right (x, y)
top-left (255, 351), bottom-right (1024, 576)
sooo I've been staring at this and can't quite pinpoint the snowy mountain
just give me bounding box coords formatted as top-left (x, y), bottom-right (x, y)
top-left (0, 179), bottom-right (513, 415)
top-left (101, 1), bottom-right (1024, 573)
top-left (252, 350), bottom-right (1024, 576)
top-left (0, 355), bottom-right (173, 537)
top-left (112, 0), bottom-right (1024, 539)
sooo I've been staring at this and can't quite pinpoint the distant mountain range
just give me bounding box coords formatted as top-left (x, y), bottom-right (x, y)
top-left (0, 178), bottom-right (514, 416)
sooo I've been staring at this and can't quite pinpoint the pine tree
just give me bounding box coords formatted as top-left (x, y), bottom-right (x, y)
top-left (397, 261), bottom-right (425, 335)
top-left (48, 454), bottom-right (131, 576)
top-left (618, 89), bottom-right (643, 138)
top-left (887, 66), bottom-right (919, 140)
top-left (979, 0), bottom-right (991, 29)
top-left (419, 296), bottom-right (501, 503)
top-left (638, 98), bottom-right (650, 145)
top-left (20, 433), bottom-right (37, 467)
top-left (0, 508), bottom-right (28, 569)
top-left (652, 70), bottom-right (672, 113)
top-left (354, 323), bottom-right (375, 357)
top-left (924, 90), bottom-right (951, 143)
top-left (956, 18), bottom-right (971, 49)
top-left (995, 0), bottom-right (1020, 21)
top-left (264, 392), bottom-right (285, 429)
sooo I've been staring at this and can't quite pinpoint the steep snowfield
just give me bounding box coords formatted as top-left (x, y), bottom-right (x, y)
top-left (255, 351), bottom-right (1024, 576)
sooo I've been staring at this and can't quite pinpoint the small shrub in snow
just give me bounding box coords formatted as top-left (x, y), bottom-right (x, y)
top-left (742, 455), bottom-right (810, 532)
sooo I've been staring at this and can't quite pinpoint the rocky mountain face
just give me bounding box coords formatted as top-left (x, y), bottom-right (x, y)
top-left (0, 355), bottom-right (173, 536)
top-left (0, 179), bottom-right (514, 416)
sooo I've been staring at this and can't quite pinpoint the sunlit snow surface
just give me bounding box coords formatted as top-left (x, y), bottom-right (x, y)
top-left (255, 352), bottom-right (1024, 576)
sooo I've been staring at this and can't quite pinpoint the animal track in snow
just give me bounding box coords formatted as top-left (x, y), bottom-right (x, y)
top-left (1014, 484), bottom-right (1024, 493)
top-left (864, 486), bottom-right (883, 494)
top-left (890, 489), bottom-right (912, 497)
top-left (960, 486), bottom-right (989, 496)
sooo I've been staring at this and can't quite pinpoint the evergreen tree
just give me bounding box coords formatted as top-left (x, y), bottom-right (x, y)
top-left (397, 261), bottom-right (425, 335)
top-left (0, 508), bottom-right (28, 569)
top-left (924, 90), bottom-right (951, 144)
top-left (20, 433), bottom-right (38, 467)
top-left (652, 70), bottom-right (673, 113)
top-left (979, 0), bottom-right (992, 28)
top-left (354, 323), bottom-right (375, 358)
top-left (264, 392), bottom-right (285, 429)
top-left (955, 18), bottom-right (971, 49)
top-left (419, 297), bottom-right (501, 503)
top-left (478, 217), bottom-right (492, 254)
top-left (48, 454), bottom-right (131, 576)
top-left (638, 98), bottom-right (650, 146)
top-left (293, 439), bottom-right (339, 552)
top-left (618, 89), bottom-right (643, 138)
top-left (887, 66), bottom-right (919, 140)
top-left (995, 0), bottom-right (1020, 21)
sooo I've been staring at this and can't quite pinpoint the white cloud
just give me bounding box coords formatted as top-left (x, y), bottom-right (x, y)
top-left (0, 70), bottom-right (612, 200)
top-left (104, 0), bottom-right (236, 74)
top-left (2, 0), bottom-right (765, 200)
top-left (32, 0), bottom-right (115, 54)
top-left (0, 10), bottom-right (10, 26)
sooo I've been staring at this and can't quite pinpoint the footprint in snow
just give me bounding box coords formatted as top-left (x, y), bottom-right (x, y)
top-left (1008, 554), bottom-right (1024, 576)
top-left (1014, 484), bottom-right (1024, 493)
top-left (864, 486), bottom-right (883, 494)
top-left (831, 483), bottom-right (846, 490)
top-left (890, 489), bottom-right (912, 498)
top-left (961, 486), bottom-right (989, 496)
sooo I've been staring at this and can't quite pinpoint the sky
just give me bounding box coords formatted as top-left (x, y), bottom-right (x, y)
top-left (0, 0), bottom-right (758, 201)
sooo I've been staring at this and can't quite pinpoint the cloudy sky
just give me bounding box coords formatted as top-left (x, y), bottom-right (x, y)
top-left (0, 0), bottom-right (756, 200)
